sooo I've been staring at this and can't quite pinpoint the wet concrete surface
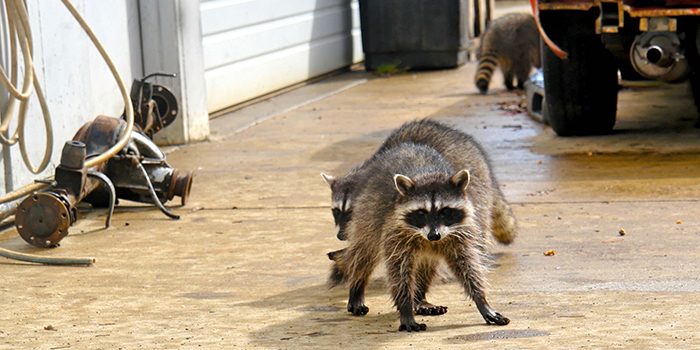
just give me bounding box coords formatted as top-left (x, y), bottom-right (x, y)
top-left (2, 49), bottom-right (700, 348)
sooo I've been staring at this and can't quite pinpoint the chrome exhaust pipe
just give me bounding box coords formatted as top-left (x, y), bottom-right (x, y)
top-left (630, 32), bottom-right (689, 82)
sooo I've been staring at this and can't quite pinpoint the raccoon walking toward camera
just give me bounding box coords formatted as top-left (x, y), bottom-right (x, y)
top-left (323, 119), bottom-right (517, 246)
top-left (375, 119), bottom-right (516, 245)
top-left (475, 13), bottom-right (541, 93)
top-left (329, 143), bottom-right (510, 331)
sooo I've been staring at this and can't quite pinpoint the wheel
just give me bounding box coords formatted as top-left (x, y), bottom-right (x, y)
top-left (541, 11), bottom-right (619, 136)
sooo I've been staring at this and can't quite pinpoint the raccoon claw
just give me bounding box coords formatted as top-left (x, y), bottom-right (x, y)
top-left (415, 302), bottom-right (448, 316)
top-left (348, 303), bottom-right (369, 316)
top-left (398, 322), bottom-right (427, 332)
top-left (484, 312), bottom-right (510, 326)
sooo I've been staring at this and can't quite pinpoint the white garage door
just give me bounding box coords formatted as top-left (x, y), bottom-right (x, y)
top-left (200, 0), bottom-right (363, 114)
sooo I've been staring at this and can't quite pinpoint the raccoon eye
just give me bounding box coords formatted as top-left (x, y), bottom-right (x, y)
top-left (331, 208), bottom-right (341, 220)
top-left (439, 207), bottom-right (465, 226)
top-left (404, 209), bottom-right (429, 228)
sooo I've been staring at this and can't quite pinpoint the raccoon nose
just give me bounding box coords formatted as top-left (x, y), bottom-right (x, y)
top-left (427, 231), bottom-right (441, 241)
top-left (337, 229), bottom-right (347, 241)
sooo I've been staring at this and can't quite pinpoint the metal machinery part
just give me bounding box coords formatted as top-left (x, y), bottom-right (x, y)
top-left (14, 75), bottom-right (193, 248)
top-left (127, 72), bottom-right (179, 138)
top-left (630, 31), bottom-right (690, 82)
top-left (15, 140), bottom-right (104, 248)
top-left (107, 132), bottom-right (192, 206)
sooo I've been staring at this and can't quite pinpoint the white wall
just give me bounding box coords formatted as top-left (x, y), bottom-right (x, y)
top-left (0, 0), bottom-right (142, 194)
top-left (200, 0), bottom-right (363, 113)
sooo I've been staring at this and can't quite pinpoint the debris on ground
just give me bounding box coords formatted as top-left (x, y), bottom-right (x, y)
top-left (495, 98), bottom-right (527, 115)
top-left (544, 249), bottom-right (555, 256)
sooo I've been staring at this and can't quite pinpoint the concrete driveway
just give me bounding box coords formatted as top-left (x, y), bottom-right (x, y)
top-left (1, 58), bottom-right (700, 348)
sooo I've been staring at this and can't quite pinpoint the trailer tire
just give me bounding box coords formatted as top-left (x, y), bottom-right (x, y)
top-left (542, 24), bottom-right (619, 136)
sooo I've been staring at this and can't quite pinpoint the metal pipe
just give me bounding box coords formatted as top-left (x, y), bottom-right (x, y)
top-left (0, 196), bottom-right (22, 222)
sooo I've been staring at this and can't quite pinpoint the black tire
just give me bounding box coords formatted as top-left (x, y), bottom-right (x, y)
top-left (541, 11), bottom-right (619, 136)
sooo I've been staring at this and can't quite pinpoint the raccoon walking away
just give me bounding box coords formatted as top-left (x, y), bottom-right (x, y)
top-left (323, 119), bottom-right (516, 245)
top-left (475, 13), bottom-right (541, 93)
top-left (329, 143), bottom-right (510, 331)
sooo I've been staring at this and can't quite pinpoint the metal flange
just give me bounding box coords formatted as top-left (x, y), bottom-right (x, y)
top-left (15, 193), bottom-right (72, 248)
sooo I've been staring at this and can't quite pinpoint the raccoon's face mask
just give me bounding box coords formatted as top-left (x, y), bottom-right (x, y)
top-left (331, 206), bottom-right (353, 240)
top-left (394, 170), bottom-right (471, 241)
top-left (403, 206), bottom-right (466, 241)
top-left (322, 173), bottom-right (354, 240)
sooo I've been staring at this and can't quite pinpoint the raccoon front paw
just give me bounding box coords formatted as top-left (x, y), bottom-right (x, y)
top-left (398, 321), bottom-right (427, 332)
top-left (484, 311), bottom-right (510, 325)
top-left (414, 301), bottom-right (448, 316)
top-left (347, 303), bottom-right (369, 316)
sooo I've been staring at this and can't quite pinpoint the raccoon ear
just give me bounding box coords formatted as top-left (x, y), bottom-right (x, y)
top-left (321, 173), bottom-right (336, 187)
top-left (393, 174), bottom-right (415, 196)
top-left (451, 169), bottom-right (471, 192)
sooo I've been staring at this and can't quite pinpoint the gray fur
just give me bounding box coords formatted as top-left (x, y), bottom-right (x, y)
top-left (329, 143), bottom-right (510, 331)
top-left (325, 119), bottom-right (517, 245)
top-left (475, 13), bottom-right (541, 93)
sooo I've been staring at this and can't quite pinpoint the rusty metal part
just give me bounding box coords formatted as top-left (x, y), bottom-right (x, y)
top-left (626, 7), bottom-right (700, 17)
top-left (73, 115), bottom-right (126, 162)
top-left (87, 130), bottom-right (193, 207)
top-left (170, 169), bottom-right (193, 206)
top-left (14, 103), bottom-right (190, 248)
top-left (539, 0), bottom-right (700, 18)
top-left (538, 2), bottom-right (596, 11)
top-left (136, 162), bottom-right (180, 220)
top-left (126, 73), bottom-right (178, 138)
top-left (152, 84), bottom-right (178, 130)
top-left (15, 140), bottom-right (103, 248)
top-left (15, 193), bottom-right (71, 248)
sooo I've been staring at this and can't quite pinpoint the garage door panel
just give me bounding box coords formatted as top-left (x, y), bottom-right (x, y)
top-left (205, 33), bottom-right (354, 113)
top-left (201, 0), bottom-right (348, 36)
top-left (203, 5), bottom-right (353, 70)
top-left (201, 0), bottom-right (362, 113)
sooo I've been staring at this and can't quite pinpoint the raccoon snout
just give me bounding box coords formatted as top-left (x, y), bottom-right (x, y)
top-left (427, 231), bottom-right (441, 241)
top-left (337, 229), bottom-right (348, 241)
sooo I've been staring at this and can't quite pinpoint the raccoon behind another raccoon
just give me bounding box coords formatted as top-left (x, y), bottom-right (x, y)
top-left (329, 143), bottom-right (510, 331)
top-left (475, 13), bottom-right (541, 93)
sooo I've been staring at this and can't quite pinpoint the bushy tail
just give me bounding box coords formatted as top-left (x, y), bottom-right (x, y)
top-left (475, 53), bottom-right (498, 94)
top-left (491, 192), bottom-right (517, 244)
top-left (328, 248), bottom-right (348, 287)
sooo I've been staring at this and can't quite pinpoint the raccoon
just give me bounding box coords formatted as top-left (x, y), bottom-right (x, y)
top-left (475, 13), bottom-right (541, 93)
top-left (321, 171), bottom-right (359, 241)
top-left (323, 119), bottom-right (516, 246)
top-left (329, 143), bottom-right (510, 331)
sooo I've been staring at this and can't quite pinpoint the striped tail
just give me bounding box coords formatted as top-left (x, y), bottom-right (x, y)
top-left (475, 53), bottom-right (499, 94)
top-left (491, 192), bottom-right (517, 244)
